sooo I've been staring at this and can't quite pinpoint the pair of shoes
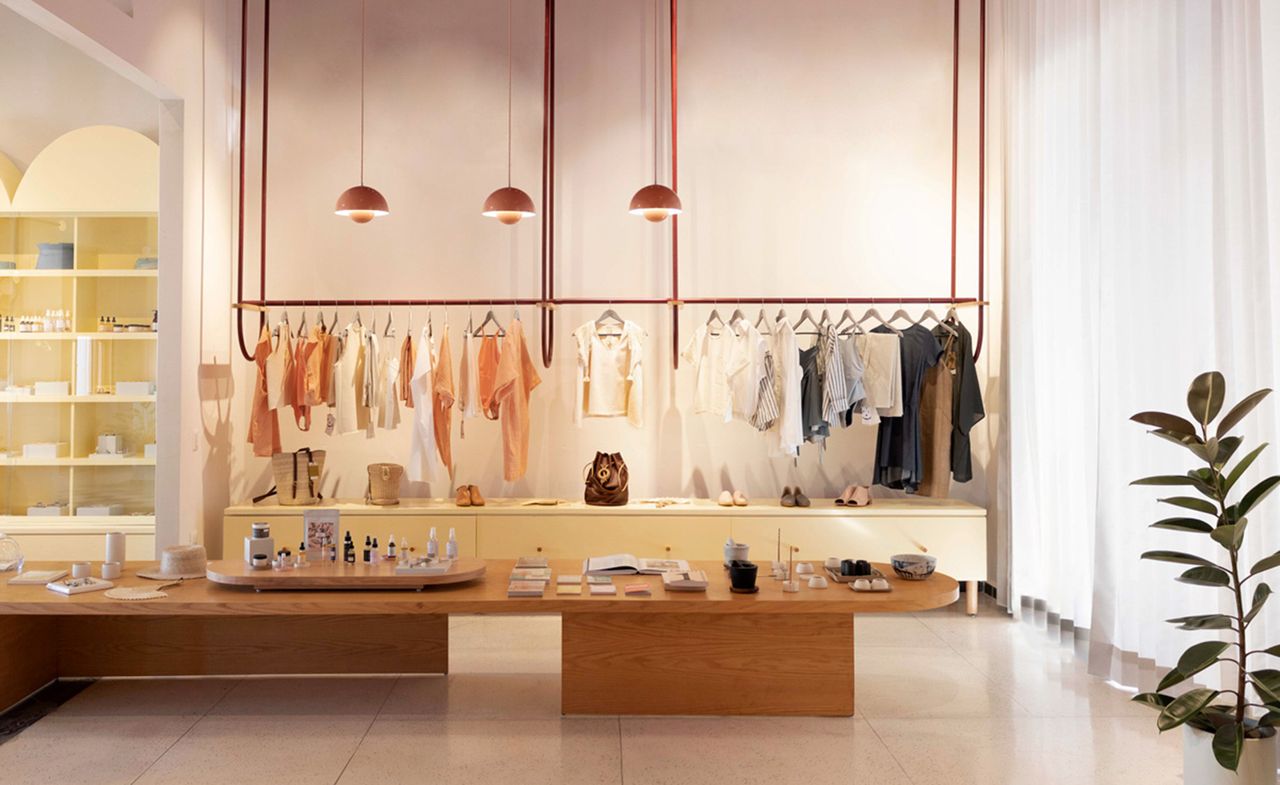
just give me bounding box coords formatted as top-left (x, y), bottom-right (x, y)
top-left (716, 490), bottom-right (749, 507)
top-left (835, 485), bottom-right (872, 507)
top-left (780, 487), bottom-right (811, 508)
top-left (455, 485), bottom-right (486, 507)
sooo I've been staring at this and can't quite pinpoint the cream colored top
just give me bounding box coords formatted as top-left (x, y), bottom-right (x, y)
top-left (572, 319), bottom-right (644, 427)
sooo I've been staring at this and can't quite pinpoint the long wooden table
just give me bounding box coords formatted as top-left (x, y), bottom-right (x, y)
top-left (0, 560), bottom-right (957, 717)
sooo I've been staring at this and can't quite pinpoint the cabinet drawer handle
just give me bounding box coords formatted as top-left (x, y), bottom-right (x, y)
top-left (536, 546), bottom-right (543, 553)
top-left (665, 546), bottom-right (671, 552)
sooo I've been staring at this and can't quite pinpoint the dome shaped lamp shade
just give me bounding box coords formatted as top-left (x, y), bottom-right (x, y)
top-left (335, 0), bottom-right (388, 224)
top-left (629, 183), bottom-right (682, 223)
top-left (335, 185), bottom-right (390, 224)
top-left (483, 186), bottom-right (536, 225)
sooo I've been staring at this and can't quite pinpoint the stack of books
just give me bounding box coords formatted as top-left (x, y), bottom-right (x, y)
top-left (508, 556), bottom-right (552, 597)
top-left (661, 570), bottom-right (709, 592)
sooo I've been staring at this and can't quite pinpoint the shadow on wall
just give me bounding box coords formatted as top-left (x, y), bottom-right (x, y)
top-left (199, 362), bottom-right (235, 558)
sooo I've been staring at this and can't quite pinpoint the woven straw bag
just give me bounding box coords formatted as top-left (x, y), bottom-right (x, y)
top-left (367, 463), bottom-right (404, 506)
top-left (267, 448), bottom-right (326, 505)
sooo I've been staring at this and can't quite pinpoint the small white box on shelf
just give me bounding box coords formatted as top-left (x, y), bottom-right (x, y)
top-left (26, 504), bottom-right (67, 517)
top-left (143, 443), bottom-right (157, 459)
top-left (33, 381), bottom-right (69, 397)
top-left (77, 504), bottom-right (124, 517)
top-left (22, 442), bottom-right (66, 459)
top-left (96, 434), bottom-right (125, 455)
top-left (4, 385), bottom-right (33, 396)
top-left (115, 381), bottom-right (154, 396)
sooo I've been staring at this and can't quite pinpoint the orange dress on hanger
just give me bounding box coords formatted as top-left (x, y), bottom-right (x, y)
top-left (477, 334), bottom-right (502, 420)
top-left (248, 324), bottom-right (281, 457)
top-left (292, 332), bottom-right (314, 430)
top-left (432, 326), bottom-right (455, 471)
top-left (493, 318), bottom-right (541, 481)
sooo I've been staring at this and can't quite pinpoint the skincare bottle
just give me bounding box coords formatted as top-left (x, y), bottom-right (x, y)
top-left (344, 531), bottom-right (355, 564)
top-left (362, 536), bottom-right (372, 564)
top-left (398, 537), bottom-right (408, 564)
top-left (387, 535), bottom-right (396, 560)
top-left (446, 528), bottom-right (458, 560)
top-left (297, 541), bottom-right (308, 567)
top-left (371, 537), bottom-right (380, 564)
top-left (427, 527), bottom-right (439, 560)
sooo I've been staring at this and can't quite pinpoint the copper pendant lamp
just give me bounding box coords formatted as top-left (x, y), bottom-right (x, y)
top-left (630, 0), bottom-right (681, 222)
top-left (483, 0), bottom-right (536, 224)
top-left (335, 0), bottom-right (389, 223)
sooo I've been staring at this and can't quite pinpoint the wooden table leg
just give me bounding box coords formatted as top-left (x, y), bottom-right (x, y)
top-left (965, 580), bottom-right (979, 616)
top-left (562, 612), bottom-right (854, 716)
top-left (0, 616), bottom-right (57, 712)
top-left (56, 614), bottom-right (449, 677)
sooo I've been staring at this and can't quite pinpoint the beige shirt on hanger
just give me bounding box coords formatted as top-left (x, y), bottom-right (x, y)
top-left (572, 319), bottom-right (644, 428)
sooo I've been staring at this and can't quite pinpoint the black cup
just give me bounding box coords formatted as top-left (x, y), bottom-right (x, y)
top-left (729, 560), bottom-right (758, 591)
top-left (854, 560), bottom-right (872, 576)
top-left (840, 559), bottom-right (857, 576)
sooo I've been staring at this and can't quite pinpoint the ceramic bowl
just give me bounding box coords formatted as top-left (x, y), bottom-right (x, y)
top-left (890, 553), bottom-right (937, 581)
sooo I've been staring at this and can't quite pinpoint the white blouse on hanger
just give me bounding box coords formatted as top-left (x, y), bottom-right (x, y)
top-left (334, 323), bottom-right (363, 435)
top-left (768, 320), bottom-right (804, 458)
top-left (407, 326), bottom-right (439, 482)
top-left (681, 324), bottom-right (732, 418)
top-left (377, 333), bottom-right (401, 430)
top-left (265, 321), bottom-right (292, 411)
top-left (572, 319), bottom-right (644, 427)
top-left (725, 320), bottom-right (769, 424)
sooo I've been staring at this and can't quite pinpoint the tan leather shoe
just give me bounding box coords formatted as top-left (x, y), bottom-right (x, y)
top-left (717, 490), bottom-right (734, 507)
top-left (455, 486), bottom-right (472, 507)
top-left (732, 491), bottom-right (748, 507)
top-left (468, 485), bottom-right (486, 506)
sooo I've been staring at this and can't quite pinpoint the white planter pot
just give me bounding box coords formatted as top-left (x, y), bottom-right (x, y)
top-left (1183, 724), bottom-right (1278, 785)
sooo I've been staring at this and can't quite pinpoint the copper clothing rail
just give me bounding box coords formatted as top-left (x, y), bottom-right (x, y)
top-left (235, 0), bottom-right (987, 367)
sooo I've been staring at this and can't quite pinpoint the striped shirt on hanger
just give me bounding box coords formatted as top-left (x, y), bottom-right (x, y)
top-left (750, 350), bottom-right (780, 431)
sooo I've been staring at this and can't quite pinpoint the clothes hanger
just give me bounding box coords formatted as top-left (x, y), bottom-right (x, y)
top-left (884, 308), bottom-right (916, 332)
top-left (918, 308), bottom-right (957, 337)
top-left (754, 307), bottom-right (771, 333)
top-left (595, 306), bottom-right (624, 337)
top-left (858, 308), bottom-right (901, 336)
top-left (298, 305), bottom-right (307, 337)
top-left (475, 307), bottom-right (505, 338)
top-left (729, 306), bottom-right (747, 327)
top-left (384, 304), bottom-right (395, 338)
top-left (793, 307), bottom-right (821, 335)
top-left (706, 305), bottom-right (725, 333)
top-left (835, 308), bottom-right (862, 336)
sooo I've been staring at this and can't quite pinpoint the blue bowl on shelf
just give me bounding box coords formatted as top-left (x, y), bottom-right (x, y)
top-left (890, 553), bottom-right (937, 581)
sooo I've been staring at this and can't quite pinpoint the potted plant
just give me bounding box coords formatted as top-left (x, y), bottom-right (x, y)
top-left (1131, 371), bottom-right (1279, 782)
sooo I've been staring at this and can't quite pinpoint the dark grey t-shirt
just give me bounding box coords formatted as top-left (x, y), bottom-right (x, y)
top-left (873, 325), bottom-right (942, 491)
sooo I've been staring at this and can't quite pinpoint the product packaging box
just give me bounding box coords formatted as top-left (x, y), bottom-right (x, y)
top-left (76, 504), bottom-right (124, 517)
top-left (22, 442), bottom-right (67, 459)
top-left (115, 381), bottom-right (155, 396)
top-left (34, 381), bottom-right (69, 397)
top-left (26, 504), bottom-right (67, 516)
top-left (143, 443), bottom-right (157, 459)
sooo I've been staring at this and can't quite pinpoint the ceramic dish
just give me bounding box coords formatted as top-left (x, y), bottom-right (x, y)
top-left (825, 566), bottom-right (885, 584)
top-left (889, 553), bottom-right (937, 580)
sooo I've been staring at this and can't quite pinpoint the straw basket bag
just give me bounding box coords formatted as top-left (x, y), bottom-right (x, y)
top-left (367, 463), bottom-right (404, 506)
top-left (264, 448), bottom-right (326, 506)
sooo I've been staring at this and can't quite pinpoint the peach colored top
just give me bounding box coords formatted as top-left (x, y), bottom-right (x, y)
top-left (477, 335), bottom-right (502, 420)
top-left (291, 334), bottom-right (313, 430)
top-left (432, 326), bottom-right (455, 471)
top-left (249, 325), bottom-right (281, 457)
top-left (399, 333), bottom-right (416, 409)
top-left (493, 318), bottom-right (541, 481)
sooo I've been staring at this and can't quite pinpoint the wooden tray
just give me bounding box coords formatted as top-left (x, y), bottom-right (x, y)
top-left (206, 559), bottom-right (487, 591)
top-left (825, 566), bottom-right (886, 584)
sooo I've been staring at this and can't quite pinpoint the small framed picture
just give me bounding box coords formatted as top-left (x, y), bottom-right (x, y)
top-left (303, 509), bottom-right (340, 553)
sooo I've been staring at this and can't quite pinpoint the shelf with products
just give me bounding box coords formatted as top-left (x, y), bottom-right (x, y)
top-left (0, 269), bottom-right (157, 279)
top-left (0, 393), bottom-right (154, 404)
top-left (0, 331), bottom-right (156, 341)
top-left (0, 457), bottom-right (155, 467)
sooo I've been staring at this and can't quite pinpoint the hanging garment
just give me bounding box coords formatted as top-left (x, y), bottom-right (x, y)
top-left (248, 324), bottom-right (281, 457)
top-left (378, 333), bottom-right (401, 430)
top-left (726, 320), bottom-right (769, 424)
top-left (304, 327), bottom-right (326, 406)
top-left (836, 333), bottom-right (867, 426)
top-left (681, 324), bottom-right (732, 418)
top-left (457, 328), bottom-right (480, 437)
top-left (817, 323), bottom-right (848, 428)
top-left (768, 320), bottom-right (804, 458)
top-left (265, 322), bottom-right (292, 411)
top-left (798, 345), bottom-right (827, 444)
top-left (493, 318), bottom-right (542, 481)
top-left (291, 332), bottom-right (313, 431)
top-left (398, 332), bottom-right (415, 409)
top-left (873, 325), bottom-right (942, 492)
top-left (319, 330), bottom-right (338, 406)
top-left (477, 334), bottom-right (502, 420)
top-left (750, 350), bottom-right (779, 431)
top-left (432, 326), bottom-right (456, 471)
top-left (571, 319), bottom-right (645, 427)
top-left (334, 323), bottom-right (364, 435)
top-left (936, 321), bottom-right (984, 483)
top-left (916, 330), bottom-right (957, 498)
top-left (361, 328), bottom-right (379, 437)
top-left (855, 331), bottom-right (903, 423)
top-left (408, 326), bottom-right (440, 482)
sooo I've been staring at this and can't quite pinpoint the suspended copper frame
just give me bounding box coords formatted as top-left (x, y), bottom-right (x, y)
top-left (235, 0), bottom-right (987, 367)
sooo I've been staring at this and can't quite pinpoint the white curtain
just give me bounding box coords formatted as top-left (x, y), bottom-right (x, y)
top-left (1003, 0), bottom-right (1280, 687)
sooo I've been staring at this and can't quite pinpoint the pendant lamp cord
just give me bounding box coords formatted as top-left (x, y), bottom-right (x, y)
top-left (360, 0), bottom-right (366, 185)
top-left (507, 0), bottom-right (513, 187)
top-left (652, 0), bottom-right (658, 184)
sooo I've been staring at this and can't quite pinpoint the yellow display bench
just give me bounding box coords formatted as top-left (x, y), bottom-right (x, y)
top-left (222, 496), bottom-right (988, 614)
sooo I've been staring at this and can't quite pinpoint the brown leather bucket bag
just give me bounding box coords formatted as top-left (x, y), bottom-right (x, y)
top-left (584, 451), bottom-right (629, 506)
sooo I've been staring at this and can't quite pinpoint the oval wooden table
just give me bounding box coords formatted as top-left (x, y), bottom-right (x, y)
top-left (0, 559), bottom-right (957, 717)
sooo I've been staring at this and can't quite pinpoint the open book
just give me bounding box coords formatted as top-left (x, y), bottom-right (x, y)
top-left (582, 554), bottom-right (689, 576)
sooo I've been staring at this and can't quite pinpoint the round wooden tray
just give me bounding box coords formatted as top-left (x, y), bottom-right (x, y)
top-left (206, 559), bottom-right (487, 590)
